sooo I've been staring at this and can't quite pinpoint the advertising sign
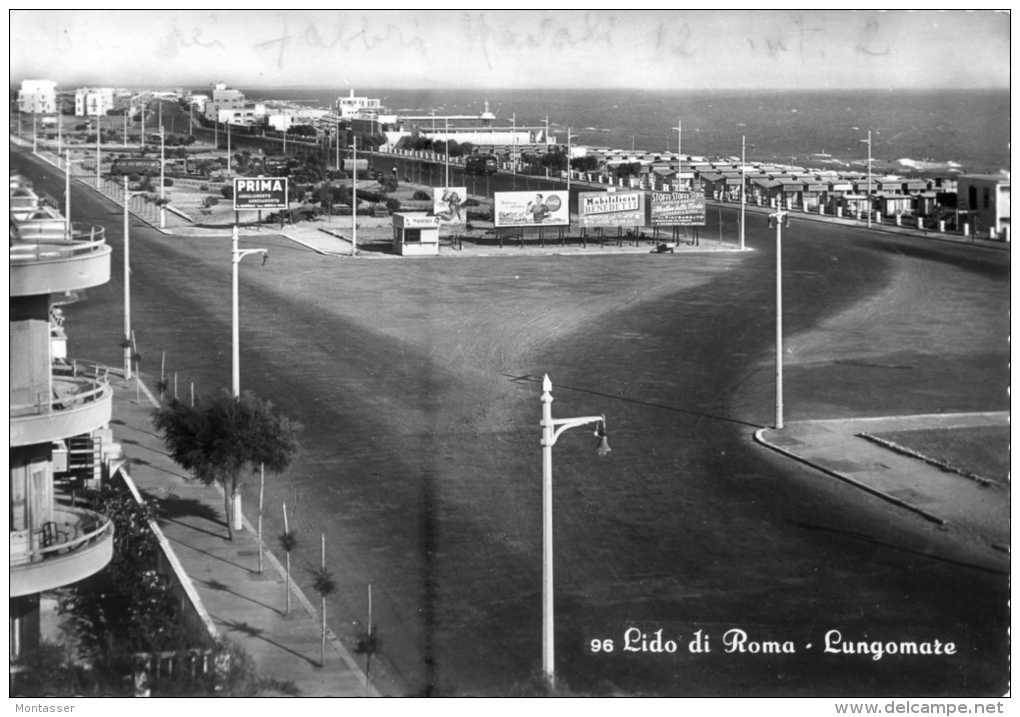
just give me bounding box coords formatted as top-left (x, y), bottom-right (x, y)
top-left (233, 177), bottom-right (289, 211)
top-left (650, 190), bottom-right (706, 226)
top-left (494, 191), bottom-right (569, 228)
top-left (432, 187), bottom-right (468, 225)
top-left (579, 190), bottom-right (646, 228)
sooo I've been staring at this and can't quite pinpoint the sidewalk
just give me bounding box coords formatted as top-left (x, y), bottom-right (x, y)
top-left (108, 373), bottom-right (378, 696)
top-left (712, 198), bottom-right (1009, 252)
top-left (755, 412), bottom-right (1009, 571)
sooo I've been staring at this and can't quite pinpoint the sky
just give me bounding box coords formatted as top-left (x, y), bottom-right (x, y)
top-left (8, 9), bottom-right (1012, 91)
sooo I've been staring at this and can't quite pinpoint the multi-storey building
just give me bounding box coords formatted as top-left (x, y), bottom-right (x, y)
top-left (9, 174), bottom-right (116, 659)
top-left (74, 87), bottom-right (116, 117)
top-left (205, 82), bottom-right (246, 122)
top-left (17, 80), bottom-right (58, 114)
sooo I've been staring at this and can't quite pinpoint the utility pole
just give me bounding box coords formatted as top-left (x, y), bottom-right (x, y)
top-left (512, 112), bottom-right (517, 190)
top-left (335, 113), bottom-right (340, 171)
top-left (445, 117), bottom-right (450, 188)
top-left (64, 150), bottom-right (71, 236)
top-left (740, 135), bottom-right (746, 251)
top-left (769, 209), bottom-right (787, 429)
top-left (123, 176), bottom-right (133, 380)
top-left (226, 121), bottom-right (231, 176)
top-left (866, 129), bottom-right (872, 229)
top-left (159, 126), bottom-right (166, 228)
top-left (32, 114), bottom-right (37, 153)
top-left (95, 116), bottom-right (101, 186)
top-left (352, 135), bottom-right (358, 256)
top-left (677, 119), bottom-right (682, 173)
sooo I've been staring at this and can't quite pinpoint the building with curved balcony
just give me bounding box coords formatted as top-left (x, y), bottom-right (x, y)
top-left (9, 175), bottom-right (115, 660)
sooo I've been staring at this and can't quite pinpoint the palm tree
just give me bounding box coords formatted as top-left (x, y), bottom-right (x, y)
top-left (152, 390), bottom-right (299, 541)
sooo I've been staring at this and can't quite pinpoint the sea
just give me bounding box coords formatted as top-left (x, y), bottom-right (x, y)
top-left (236, 88), bottom-right (1011, 175)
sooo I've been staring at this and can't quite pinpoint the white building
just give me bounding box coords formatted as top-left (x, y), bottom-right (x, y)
top-left (205, 82), bottom-right (246, 122)
top-left (337, 89), bottom-right (383, 119)
top-left (17, 80), bottom-right (57, 114)
top-left (188, 94), bottom-right (209, 113)
top-left (958, 174), bottom-right (1011, 240)
top-left (74, 87), bottom-right (116, 117)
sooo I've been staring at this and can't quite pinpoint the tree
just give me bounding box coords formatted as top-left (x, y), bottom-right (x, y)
top-left (152, 390), bottom-right (300, 541)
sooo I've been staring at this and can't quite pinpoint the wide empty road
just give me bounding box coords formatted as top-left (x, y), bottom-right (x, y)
top-left (14, 146), bottom-right (1009, 697)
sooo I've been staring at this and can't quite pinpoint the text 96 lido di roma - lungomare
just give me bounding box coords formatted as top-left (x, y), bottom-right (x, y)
top-left (589, 628), bottom-right (959, 661)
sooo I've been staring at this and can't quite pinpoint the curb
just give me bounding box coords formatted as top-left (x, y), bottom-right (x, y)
top-left (124, 372), bottom-right (380, 696)
top-left (718, 200), bottom-right (1009, 252)
top-left (752, 427), bottom-right (947, 526)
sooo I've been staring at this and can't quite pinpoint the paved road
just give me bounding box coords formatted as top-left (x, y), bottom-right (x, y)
top-left (13, 144), bottom-right (1009, 697)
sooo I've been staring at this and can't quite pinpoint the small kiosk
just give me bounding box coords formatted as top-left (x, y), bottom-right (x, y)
top-left (392, 212), bottom-right (440, 256)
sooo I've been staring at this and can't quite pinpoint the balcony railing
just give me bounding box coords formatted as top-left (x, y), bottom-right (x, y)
top-left (10, 223), bottom-right (108, 259)
top-left (9, 363), bottom-right (113, 446)
top-left (10, 505), bottom-right (114, 596)
top-left (10, 363), bottom-right (112, 419)
top-left (10, 223), bottom-right (112, 296)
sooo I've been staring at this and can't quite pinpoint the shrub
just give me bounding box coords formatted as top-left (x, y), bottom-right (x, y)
top-left (203, 196), bottom-right (220, 208)
top-left (221, 184), bottom-right (234, 199)
top-left (385, 197), bottom-right (401, 212)
top-left (163, 178), bottom-right (174, 187)
top-left (412, 190), bottom-right (431, 201)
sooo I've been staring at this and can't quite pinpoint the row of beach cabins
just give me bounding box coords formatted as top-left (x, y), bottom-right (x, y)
top-left (384, 144), bottom-right (1009, 241)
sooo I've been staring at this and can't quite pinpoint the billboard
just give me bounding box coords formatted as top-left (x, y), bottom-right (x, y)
top-left (579, 190), bottom-right (646, 228)
top-left (233, 177), bottom-right (289, 211)
top-left (494, 191), bottom-right (569, 228)
top-left (432, 187), bottom-right (468, 225)
top-left (650, 191), bottom-right (706, 226)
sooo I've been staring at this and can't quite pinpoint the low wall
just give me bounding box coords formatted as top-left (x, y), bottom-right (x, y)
top-left (110, 466), bottom-right (219, 648)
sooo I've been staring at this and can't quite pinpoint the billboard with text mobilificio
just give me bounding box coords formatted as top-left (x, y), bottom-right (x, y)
top-left (651, 190), bottom-right (706, 226)
top-left (579, 190), bottom-right (646, 228)
top-left (494, 191), bottom-right (569, 228)
top-left (233, 177), bottom-right (289, 211)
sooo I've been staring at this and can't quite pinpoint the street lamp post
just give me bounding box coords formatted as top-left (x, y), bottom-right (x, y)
top-left (335, 113), bottom-right (340, 171)
top-left (123, 112), bottom-right (128, 147)
top-left (57, 112), bottom-right (62, 156)
top-left (64, 150), bottom-right (85, 237)
top-left (226, 121), bottom-right (231, 175)
top-left (539, 374), bottom-right (611, 689)
top-left (740, 135), bottom-right (746, 251)
top-left (351, 135), bottom-right (358, 256)
top-left (768, 209), bottom-right (788, 429)
top-left (445, 117), bottom-right (450, 188)
top-left (95, 117), bottom-right (102, 187)
top-left (159, 126), bottom-right (167, 228)
top-left (512, 112), bottom-right (517, 190)
top-left (861, 130), bottom-right (872, 229)
top-left (231, 225), bottom-right (268, 397)
top-left (121, 176), bottom-right (146, 379)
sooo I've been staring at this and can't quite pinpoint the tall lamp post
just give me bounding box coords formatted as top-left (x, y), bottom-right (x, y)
top-left (444, 117), bottom-right (450, 188)
top-left (64, 150), bottom-right (86, 238)
top-left (739, 135), bottom-right (747, 251)
top-left (539, 374), bottom-right (611, 689)
top-left (32, 114), bottom-right (37, 154)
top-left (95, 116), bottom-right (102, 187)
top-left (861, 130), bottom-right (872, 229)
top-left (231, 226), bottom-right (268, 397)
top-left (351, 135), bottom-right (358, 256)
top-left (159, 126), bottom-right (167, 228)
top-left (768, 209), bottom-right (788, 429)
top-left (122, 176), bottom-right (149, 379)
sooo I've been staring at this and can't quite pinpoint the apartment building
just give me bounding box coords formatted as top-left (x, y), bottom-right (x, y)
top-left (17, 79), bottom-right (58, 114)
top-left (10, 175), bottom-right (116, 658)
